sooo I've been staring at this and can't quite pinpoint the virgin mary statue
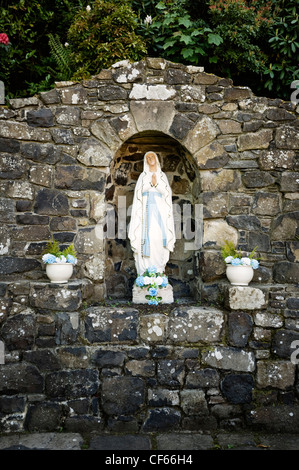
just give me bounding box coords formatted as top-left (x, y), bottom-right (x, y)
top-left (128, 151), bottom-right (175, 275)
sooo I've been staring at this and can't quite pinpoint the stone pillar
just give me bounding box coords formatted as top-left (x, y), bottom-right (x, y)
top-left (0, 81), bottom-right (5, 105)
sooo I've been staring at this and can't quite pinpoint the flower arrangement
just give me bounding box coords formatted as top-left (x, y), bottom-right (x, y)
top-left (135, 265), bottom-right (169, 305)
top-left (221, 240), bottom-right (259, 269)
top-left (42, 239), bottom-right (77, 265)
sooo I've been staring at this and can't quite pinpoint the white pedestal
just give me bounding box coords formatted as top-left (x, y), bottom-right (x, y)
top-left (132, 284), bottom-right (174, 304)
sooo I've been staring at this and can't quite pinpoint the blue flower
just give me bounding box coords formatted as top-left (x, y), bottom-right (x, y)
top-left (66, 254), bottom-right (77, 265)
top-left (149, 287), bottom-right (158, 297)
top-left (231, 258), bottom-right (242, 266)
top-left (147, 265), bottom-right (157, 275)
top-left (136, 276), bottom-right (145, 287)
top-left (42, 253), bottom-right (57, 264)
top-left (251, 259), bottom-right (259, 269)
top-left (148, 298), bottom-right (158, 305)
top-left (161, 276), bottom-right (168, 287)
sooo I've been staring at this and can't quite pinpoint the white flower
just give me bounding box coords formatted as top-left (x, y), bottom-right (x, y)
top-left (86, 5), bottom-right (91, 12)
top-left (64, 42), bottom-right (69, 48)
top-left (56, 255), bottom-right (67, 264)
top-left (241, 257), bottom-right (251, 266)
top-left (224, 256), bottom-right (234, 264)
top-left (144, 15), bottom-right (152, 25)
top-left (143, 276), bottom-right (151, 285)
top-left (155, 276), bottom-right (163, 285)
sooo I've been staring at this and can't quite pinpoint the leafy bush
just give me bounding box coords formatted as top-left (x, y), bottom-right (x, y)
top-left (134, 0), bottom-right (222, 65)
top-left (0, 0), bottom-right (297, 100)
top-left (66, 0), bottom-right (147, 80)
top-left (262, 0), bottom-right (299, 99)
top-left (0, 0), bottom-right (86, 97)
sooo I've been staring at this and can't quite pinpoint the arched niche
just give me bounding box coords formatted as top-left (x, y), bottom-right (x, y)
top-left (104, 130), bottom-right (202, 301)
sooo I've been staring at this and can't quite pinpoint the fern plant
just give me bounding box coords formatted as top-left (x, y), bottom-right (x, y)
top-left (48, 33), bottom-right (73, 81)
top-left (221, 240), bottom-right (240, 260)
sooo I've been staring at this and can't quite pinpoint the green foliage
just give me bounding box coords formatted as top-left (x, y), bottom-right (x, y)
top-left (221, 240), bottom-right (241, 260)
top-left (44, 239), bottom-right (61, 257)
top-left (262, 0), bottom-right (299, 99)
top-left (0, 0), bottom-right (89, 97)
top-left (132, 0), bottom-right (298, 100)
top-left (48, 33), bottom-right (73, 81)
top-left (208, 0), bottom-right (273, 76)
top-left (0, 0), bottom-right (298, 100)
top-left (134, 0), bottom-right (221, 65)
top-left (44, 239), bottom-right (77, 258)
top-left (67, 0), bottom-right (147, 80)
top-left (221, 240), bottom-right (259, 260)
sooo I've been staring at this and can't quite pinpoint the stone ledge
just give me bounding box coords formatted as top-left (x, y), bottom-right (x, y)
top-left (1, 279), bottom-right (94, 312)
top-left (227, 286), bottom-right (267, 310)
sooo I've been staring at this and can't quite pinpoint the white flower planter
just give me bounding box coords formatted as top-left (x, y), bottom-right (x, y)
top-left (46, 263), bottom-right (73, 283)
top-left (226, 265), bottom-right (254, 286)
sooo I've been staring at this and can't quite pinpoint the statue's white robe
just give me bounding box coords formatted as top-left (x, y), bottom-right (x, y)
top-left (128, 153), bottom-right (175, 275)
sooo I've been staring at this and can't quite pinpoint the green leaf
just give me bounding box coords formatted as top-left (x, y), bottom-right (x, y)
top-left (180, 34), bottom-right (193, 45)
top-left (163, 39), bottom-right (176, 50)
top-left (207, 33), bottom-right (223, 46)
top-left (182, 48), bottom-right (195, 59)
top-left (178, 16), bottom-right (193, 28)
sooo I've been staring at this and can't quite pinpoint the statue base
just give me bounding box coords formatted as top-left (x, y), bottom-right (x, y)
top-left (132, 284), bottom-right (174, 304)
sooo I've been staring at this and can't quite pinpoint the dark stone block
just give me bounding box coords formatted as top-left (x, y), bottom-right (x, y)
top-left (143, 407), bottom-right (181, 432)
top-left (98, 85), bottom-right (128, 101)
top-left (273, 261), bottom-right (299, 284)
top-left (157, 360), bottom-right (185, 387)
top-left (228, 311), bottom-right (253, 347)
top-left (92, 349), bottom-right (126, 368)
top-left (29, 284), bottom-right (82, 312)
top-left (27, 108), bottom-right (54, 127)
top-left (226, 215), bottom-right (261, 231)
top-left (272, 329), bottom-right (299, 358)
top-left (287, 297), bottom-right (299, 310)
top-left (51, 128), bottom-right (74, 144)
top-left (55, 313), bottom-right (80, 345)
top-left (25, 402), bottom-right (63, 431)
top-left (34, 188), bottom-right (69, 215)
top-left (101, 376), bottom-right (145, 415)
top-left (16, 200), bottom-right (32, 212)
top-left (16, 214), bottom-right (49, 225)
top-left (169, 114), bottom-right (194, 140)
top-left (0, 396), bottom-right (26, 413)
top-left (1, 313), bottom-right (36, 350)
top-left (84, 307), bottom-right (138, 343)
top-left (185, 368), bottom-right (220, 389)
top-left (0, 257), bottom-right (40, 275)
top-left (242, 170), bottom-right (276, 188)
top-left (45, 369), bottom-right (99, 398)
top-left (64, 415), bottom-right (104, 433)
top-left (166, 68), bottom-right (191, 85)
top-left (0, 137), bottom-right (20, 153)
top-left (221, 374), bottom-right (254, 404)
top-left (0, 364), bottom-right (43, 394)
top-left (55, 165), bottom-right (106, 191)
top-left (21, 142), bottom-right (61, 164)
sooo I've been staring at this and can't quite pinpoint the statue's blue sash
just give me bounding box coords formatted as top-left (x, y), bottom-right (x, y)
top-left (142, 191), bottom-right (167, 257)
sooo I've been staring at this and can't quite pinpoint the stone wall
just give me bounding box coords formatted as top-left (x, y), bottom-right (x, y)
top-left (0, 57), bottom-right (299, 434)
top-left (1, 282), bottom-right (299, 434)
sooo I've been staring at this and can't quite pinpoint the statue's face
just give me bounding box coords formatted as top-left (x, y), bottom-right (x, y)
top-left (146, 153), bottom-right (156, 167)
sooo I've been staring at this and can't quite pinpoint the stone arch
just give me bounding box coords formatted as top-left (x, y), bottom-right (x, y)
top-left (105, 129), bottom-right (201, 300)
